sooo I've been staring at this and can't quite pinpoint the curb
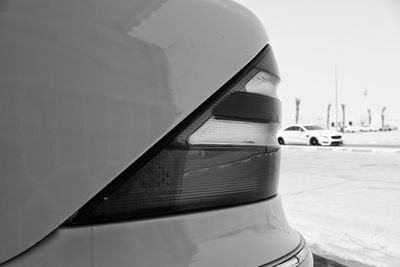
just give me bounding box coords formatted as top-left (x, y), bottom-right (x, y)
top-left (281, 145), bottom-right (400, 154)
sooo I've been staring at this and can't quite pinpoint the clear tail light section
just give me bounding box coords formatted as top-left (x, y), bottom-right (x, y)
top-left (188, 118), bottom-right (278, 146)
top-left (65, 45), bottom-right (281, 225)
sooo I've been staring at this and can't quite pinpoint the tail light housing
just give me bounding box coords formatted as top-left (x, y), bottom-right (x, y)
top-left (65, 45), bottom-right (281, 225)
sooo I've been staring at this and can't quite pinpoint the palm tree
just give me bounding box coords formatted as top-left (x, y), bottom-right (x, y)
top-left (327, 104), bottom-right (331, 129)
top-left (381, 107), bottom-right (387, 129)
top-left (295, 98), bottom-right (300, 124)
top-left (367, 109), bottom-right (372, 125)
top-left (341, 104), bottom-right (346, 128)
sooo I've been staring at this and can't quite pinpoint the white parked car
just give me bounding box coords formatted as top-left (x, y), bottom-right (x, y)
top-left (342, 125), bottom-right (357, 133)
top-left (278, 124), bottom-right (343, 146)
top-left (380, 125), bottom-right (398, 131)
top-left (0, 0), bottom-right (312, 267)
top-left (359, 125), bottom-right (379, 132)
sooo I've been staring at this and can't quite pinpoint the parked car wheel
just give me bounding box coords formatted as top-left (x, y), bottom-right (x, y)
top-left (278, 137), bottom-right (285, 145)
top-left (310, 137), bottom-right (320, 146)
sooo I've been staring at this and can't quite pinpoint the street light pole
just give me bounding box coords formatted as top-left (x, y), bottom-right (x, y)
top-left (335, 66), bottom-right (338, 129)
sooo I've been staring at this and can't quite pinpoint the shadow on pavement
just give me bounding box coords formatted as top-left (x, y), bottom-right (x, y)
top-left (313, 254), bottom-right (376, 267)
top-left (314, 254), bottom-right (347, 267)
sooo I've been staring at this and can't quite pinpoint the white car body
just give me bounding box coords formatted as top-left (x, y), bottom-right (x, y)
top-left (278, 124), bottom-right (343, 146)
top-left (0, 0), bottom-right (312, 266)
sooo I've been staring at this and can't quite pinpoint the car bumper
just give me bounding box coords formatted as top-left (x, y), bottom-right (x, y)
top-left (298, 250), bottom-right (313, 267)
top-left (269, 237), bottom-right (313, 267)
top-left (320, 139), bottom-right (343, 146)
top-left (4, 195), bottom-right (309, 267)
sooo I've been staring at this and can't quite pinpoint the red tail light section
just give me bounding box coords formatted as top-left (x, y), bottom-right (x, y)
top-left (66, 45), bottom-right (281, 225)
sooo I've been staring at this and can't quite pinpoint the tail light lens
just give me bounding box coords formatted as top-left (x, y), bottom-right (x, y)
top-left (65, 45), bottom-right (281, 225)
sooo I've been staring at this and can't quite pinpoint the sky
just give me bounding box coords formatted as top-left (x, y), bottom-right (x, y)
top-left (235, 0), bottom-right (400, 127)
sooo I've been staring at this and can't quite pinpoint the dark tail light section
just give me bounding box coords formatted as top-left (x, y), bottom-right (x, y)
top-left (65, 45), bottom-right (281, 225)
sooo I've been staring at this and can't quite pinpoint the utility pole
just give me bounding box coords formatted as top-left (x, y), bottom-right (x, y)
top-left (335, 66), bottom-right (338, 129)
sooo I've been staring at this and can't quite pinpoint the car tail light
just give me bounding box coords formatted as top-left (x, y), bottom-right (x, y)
top-left (65, 45), bottom-right (281, 225)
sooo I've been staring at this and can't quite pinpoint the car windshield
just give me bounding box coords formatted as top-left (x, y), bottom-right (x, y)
top-left (304, 125), bottom-right (324, 130)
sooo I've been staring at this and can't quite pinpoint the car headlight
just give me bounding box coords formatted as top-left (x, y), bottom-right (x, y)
top-left (320, 135), bottom-right (329, 138)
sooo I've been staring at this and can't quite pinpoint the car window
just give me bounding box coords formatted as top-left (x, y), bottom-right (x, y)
top-left (304, 125), bottom-right (324, 130)
top-left (284, 126), bottom-right (296, 131)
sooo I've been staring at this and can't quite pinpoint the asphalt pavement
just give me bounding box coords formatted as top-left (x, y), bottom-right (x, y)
top-left (279, 148), bottom-right (400, 267)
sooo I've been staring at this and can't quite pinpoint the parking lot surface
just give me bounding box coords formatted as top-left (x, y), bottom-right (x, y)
top-left (279, 149), bottom-right (400, 267)
top-left (341, 131), bottom-right (400, 147)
